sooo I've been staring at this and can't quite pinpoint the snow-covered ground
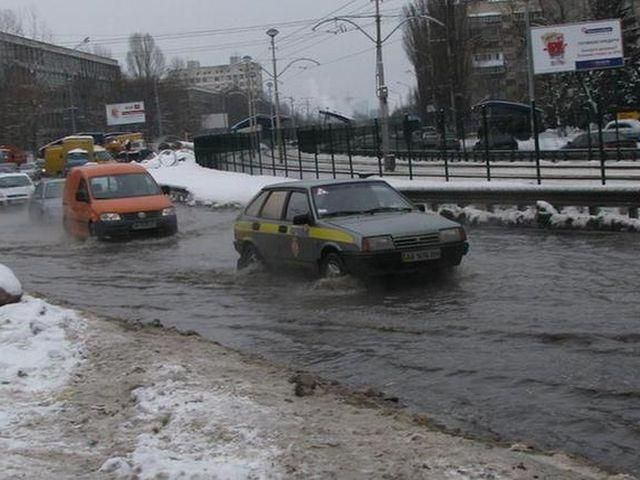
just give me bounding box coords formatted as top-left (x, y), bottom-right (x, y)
top-left (0, 263), bottom-right (22, 297)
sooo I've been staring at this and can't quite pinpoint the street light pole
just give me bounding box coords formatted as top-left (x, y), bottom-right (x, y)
top-left (267, 28), bottom-right (284, 163)
top-left (374, 0), bottom-right (393, 171)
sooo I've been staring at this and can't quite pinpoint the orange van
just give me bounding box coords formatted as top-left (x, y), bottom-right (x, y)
top-left (63, 163), bottom-right (177, 239)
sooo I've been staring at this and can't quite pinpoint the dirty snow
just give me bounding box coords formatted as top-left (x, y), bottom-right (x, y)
top-left (0, 263), bottom-right (22, 296)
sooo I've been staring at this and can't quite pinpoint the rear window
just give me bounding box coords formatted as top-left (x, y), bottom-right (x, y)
top-left (245, 191), bottom-right (268, 217)
top-left (45, 182), bottom-right (64, 198)
top-left (89, 173), bottom-right (160, 200)
top-left (0, 175), bottom-right (31, 188)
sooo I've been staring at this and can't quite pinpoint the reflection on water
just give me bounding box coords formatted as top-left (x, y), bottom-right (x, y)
top-left (1, 205), bottom-right (639, 475)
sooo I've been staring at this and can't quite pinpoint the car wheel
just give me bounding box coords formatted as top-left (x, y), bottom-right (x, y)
top-left (320, 251), bottom-right (348, 278)
top-left (237, 243), bottom-right (263, 270)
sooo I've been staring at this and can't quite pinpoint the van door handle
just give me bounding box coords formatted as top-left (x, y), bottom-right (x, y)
top-left (252, 222), bottom-right (260, 231)
top-left (278, 225), bottom-right (288, 234)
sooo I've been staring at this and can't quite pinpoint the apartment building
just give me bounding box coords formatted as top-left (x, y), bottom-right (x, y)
top-left (0, 31), bottom-right (121, 146)
top-left (172, 56), bottom-right (263, 95)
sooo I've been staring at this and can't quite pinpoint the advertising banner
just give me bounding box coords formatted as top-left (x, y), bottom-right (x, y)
top-left (105, 102), bottom-right (146, 126)
top-left (531, 19), bottom-right (624, 75)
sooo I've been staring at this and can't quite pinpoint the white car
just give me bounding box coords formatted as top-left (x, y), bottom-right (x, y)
top-left (0, 173), bottom-right (36, 206)
top-left (604, 119), bottom-right (640, 140)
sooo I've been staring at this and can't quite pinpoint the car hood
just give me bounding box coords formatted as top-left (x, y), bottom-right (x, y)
top-left (91, 194), bottom-right (172, 213)
top-left (324, 211), bottom-right (460, 237)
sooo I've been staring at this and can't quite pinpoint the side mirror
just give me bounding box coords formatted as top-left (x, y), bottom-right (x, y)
top-left (161, 185), bottom-right (171, 195)
top-left (75, 190), bottom-right (89, 203)
top-left (293, 213), bottom-right (313, 226)
top-left (416, 204), bottom-right (426, 212)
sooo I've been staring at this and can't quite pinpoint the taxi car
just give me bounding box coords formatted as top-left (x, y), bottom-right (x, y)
top-left (234, 179), bottom-right (469, 277)
top-left (62, 163), bottom-right (177, 240)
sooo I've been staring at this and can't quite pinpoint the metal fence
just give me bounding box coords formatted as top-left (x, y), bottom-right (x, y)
top-left (194, 123), bottom-right (640, 185)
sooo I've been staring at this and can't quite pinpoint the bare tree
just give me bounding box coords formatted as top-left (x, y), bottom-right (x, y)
top-left (0, 9), bottom-right (24, 35)
top-left (92, 44), bottom-right (114, 59)
top-left (403, 0), bottom-right (470, 131)
top-left (126, 33), bottom-right (166, 80)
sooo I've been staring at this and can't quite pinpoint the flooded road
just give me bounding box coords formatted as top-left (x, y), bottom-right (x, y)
top-left (1, 205), bottom-right (639, 475)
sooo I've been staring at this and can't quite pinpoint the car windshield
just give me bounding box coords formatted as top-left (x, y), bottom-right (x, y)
top-left (89, 173), bottom-right (161, 200)
top-left (311, 182), bottom-right (413, 218)
top-left (44, 182), bottom-right (64, 198)
top-left (0, 175), bottom-right (31, 188)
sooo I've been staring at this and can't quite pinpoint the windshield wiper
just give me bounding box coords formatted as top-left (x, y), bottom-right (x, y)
top-left (322, 210), bottom-right (366, 218)
top-left (363, 207), bottom-right (413, 215)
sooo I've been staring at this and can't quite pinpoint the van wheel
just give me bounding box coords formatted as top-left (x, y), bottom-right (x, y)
top-left (88, 222), bottom-right (98, 238)
top-left (237, 243), bottom-right (263, 270)
top-left (320, 252), bottom-right (348, 278)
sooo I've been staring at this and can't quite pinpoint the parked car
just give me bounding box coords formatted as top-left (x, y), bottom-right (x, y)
top-left (29, 179), bottom-right (65, 220)
top-left (234, 179), bottom-right (469, 277)
top-left (604, 119), bottom-right (640, 140)
top-left (562, 131), bottom-right (637, 149)
top-left (63, 163), bottom-right (177, 240)
top-left (0, 173), bottom-right (35, 206)
top-left (420, 127), bottom-right (460, 150)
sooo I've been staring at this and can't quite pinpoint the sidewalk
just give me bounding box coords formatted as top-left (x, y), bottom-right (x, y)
top-left (1, 296), bottom-right (634, 479)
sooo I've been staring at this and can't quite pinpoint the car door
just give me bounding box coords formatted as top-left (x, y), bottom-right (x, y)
top-left (69, 178), bottom-right (92, 235)
top-left (281, 190), bottom-right (315, 268)
top-left (254, 190), bottom-right (288, 264)
top-left (30, 182), bottom-right (44, 215)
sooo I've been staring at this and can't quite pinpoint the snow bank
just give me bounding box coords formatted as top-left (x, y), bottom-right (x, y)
top-left (144, 152), bottom-right (287, 207)
top-left (0, 297), bottom-right (83, 394)
top-left (0, 295), bottom-right (84, 466)
top-left (100, 363), bottom-right (282, 479)
top-left (436, 203), bottom-right (640, 232)
top-left (0, 264), bottom-right (22, 297)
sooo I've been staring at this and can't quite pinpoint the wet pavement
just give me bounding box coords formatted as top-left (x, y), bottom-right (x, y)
top-left (1, 205), bottom-right (639, 475)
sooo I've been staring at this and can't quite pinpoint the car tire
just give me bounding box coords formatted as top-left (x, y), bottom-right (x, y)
top-left (320, 251), bottom-right (348, 278)
top-left (237, 243), bottom-right (263, 270)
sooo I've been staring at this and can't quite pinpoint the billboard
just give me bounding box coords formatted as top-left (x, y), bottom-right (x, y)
top-left (106, 102), bottom-right (146, 126)
top-left (532, 19), bottom-right (624, 75)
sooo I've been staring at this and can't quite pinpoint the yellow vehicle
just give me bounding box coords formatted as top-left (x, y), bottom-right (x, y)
top-left (43, 136), bottom-right (95, 176)
top-left (104, 132), bottom-right (145, 155)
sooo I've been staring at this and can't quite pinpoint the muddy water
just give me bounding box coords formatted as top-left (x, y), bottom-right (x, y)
top-left (1, 205), bottom-right (639, 475)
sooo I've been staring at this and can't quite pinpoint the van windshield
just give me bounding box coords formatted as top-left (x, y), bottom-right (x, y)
top-left (89, 173), bottom-right (161, 200)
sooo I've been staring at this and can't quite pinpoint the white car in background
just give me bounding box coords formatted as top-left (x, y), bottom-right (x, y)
top-left (0, 173), bottom-right (35, 206)
top-left (603, 119), bottom-right (640, 140)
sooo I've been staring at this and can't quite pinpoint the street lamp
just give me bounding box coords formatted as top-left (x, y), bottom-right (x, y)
top-left (68, 36), bottom-right (90, 132)
top-left (266, 28), bottom-right (284, 163)
top-left (313, 3), bottom-right (444, 171)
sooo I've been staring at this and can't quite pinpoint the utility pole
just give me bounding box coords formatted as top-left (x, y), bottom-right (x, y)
top-left (374, 0), bottom-right (394, 171)
top-left (267, 28), bottom-right (284, 163)
top-left (153, 78), bottom-right (163, 138)
top-left (525, 0), bottom-right (541, 183)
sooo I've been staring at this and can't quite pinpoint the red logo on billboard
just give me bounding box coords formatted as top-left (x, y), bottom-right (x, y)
top-left (542, 32), bottom-right (566, 65)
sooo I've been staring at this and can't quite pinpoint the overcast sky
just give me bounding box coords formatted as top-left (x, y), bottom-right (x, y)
top-left (5, 0), bottom-right (416, 115)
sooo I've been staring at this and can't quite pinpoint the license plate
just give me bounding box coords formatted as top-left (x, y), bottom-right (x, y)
top-left (401, 249), bottom-right (441, 263)
top-left (132, 220), bottom-right (157, 230)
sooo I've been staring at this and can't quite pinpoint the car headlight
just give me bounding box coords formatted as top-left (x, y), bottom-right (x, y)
top-left (362, 235), bottom-right (394, 251)
top-left (439, 227), bottom-right (465, 243)
top-left (162, 207), bottom-right (176, 216)
top-left (100, 212), bottom-right (121, 222)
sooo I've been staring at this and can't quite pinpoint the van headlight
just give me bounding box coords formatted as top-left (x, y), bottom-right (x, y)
top-left (439, 227), bottom-right (465, 243)
top-left (162, 207), bottom-right (176, 216)
top-left (100, 213), bottom-right (121, 222)
top-left (362, 235), bottom-right (394, 251)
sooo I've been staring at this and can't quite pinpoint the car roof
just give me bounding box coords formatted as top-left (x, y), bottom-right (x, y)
top-left (76, 162), bottom-right (145, 178)
top-left (263, 178), bottom-right (387, 190)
